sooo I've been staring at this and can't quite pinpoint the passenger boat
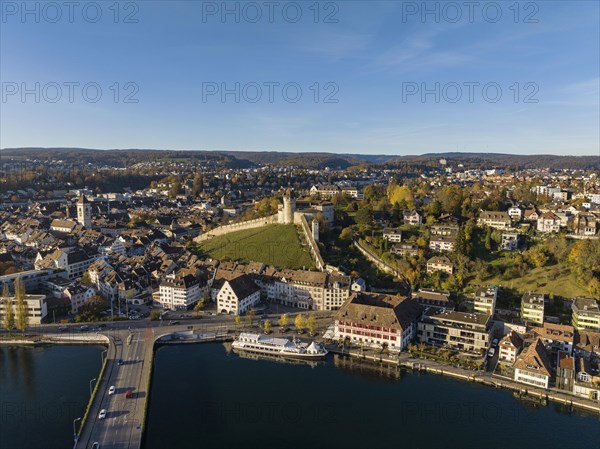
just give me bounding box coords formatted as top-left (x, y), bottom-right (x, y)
top-left (232, 332), bottom-right (328, 359)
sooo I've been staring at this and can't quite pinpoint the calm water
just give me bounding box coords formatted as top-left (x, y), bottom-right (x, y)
top-left (0, 345), bottom-right (103, 449)
top-left (145, 343), bottom-right (600, 449)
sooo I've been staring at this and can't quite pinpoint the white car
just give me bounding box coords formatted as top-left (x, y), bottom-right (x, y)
top-left (98, 409), bottom-right (107, 419)
top-left (487, 348), bottom-right (496, 358)
top-left (108, 386), bottom-right (115, 395)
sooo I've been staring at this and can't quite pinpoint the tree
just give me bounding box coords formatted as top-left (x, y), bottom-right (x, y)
top-left (150, 310), bottom-right (161, 321)
top-left (263, 319), bottom-right (271, 334)
top-left (235, 315), bottom-right (242, 328)
top-left (277, 313), bottom-right (289, 329)
top-left (307, 313), bottom-right (318, 336)
top-left (294, 313), bottom-right (307, 333)
top-left (355, 205), bottom-right (374, 226)
top-left (339, 227), bottom-right (353, 241)
top-left (2, 284), bottom-right (15, 332)
top-left (81, 271), bottom-right (92, 286)
top-left (14, 277), bottom-right (28, 334)
top-left (192, 173), bottom-right (204, 197)
top-left (193, 297), bottom-right (206, 313)
top-left (246, 309), bottom-right (256, 327)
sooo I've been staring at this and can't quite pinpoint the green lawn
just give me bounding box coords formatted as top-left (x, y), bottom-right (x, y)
top-left (197, 224), bottom-right (315, 270)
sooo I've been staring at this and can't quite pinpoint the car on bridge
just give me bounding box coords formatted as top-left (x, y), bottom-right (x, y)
top-left (108, 385), bottom-right (116, 395)
top-left (98, 409), bottom-right (107, 419)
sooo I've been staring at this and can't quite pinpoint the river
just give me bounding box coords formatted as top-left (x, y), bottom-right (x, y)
top-left (0, 345), bottom-right (104, 449)
top-left (144, 343), bottom-right (600, 449)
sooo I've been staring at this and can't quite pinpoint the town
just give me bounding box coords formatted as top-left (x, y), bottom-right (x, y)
top-left (1, 149), bottom-right (599, 408)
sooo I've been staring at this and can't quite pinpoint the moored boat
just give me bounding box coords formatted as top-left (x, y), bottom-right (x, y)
top-left (232, 332), bottom-right (328, 359)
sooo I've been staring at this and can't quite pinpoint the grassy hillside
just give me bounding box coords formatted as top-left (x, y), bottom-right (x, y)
top-left (468, 263), bottom-right (589, 299)
top-left (198, 224), bottom-right (315, 270)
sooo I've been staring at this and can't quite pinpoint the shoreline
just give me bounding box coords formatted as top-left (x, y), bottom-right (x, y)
top-left (327, 345), bottom-right (600, 416)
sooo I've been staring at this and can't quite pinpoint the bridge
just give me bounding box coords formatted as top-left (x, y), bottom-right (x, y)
top-left (19, 311), bottom-right (334, 449)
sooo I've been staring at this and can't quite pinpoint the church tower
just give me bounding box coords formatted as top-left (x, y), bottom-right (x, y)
top-left (77, 195), bottom-right (92, 228)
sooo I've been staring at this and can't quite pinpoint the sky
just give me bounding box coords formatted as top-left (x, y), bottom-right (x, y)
top-left (1, 0), bottom-right (599, 156)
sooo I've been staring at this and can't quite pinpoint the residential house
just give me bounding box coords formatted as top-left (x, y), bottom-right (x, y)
top-left (573, 357), bottom-right (600, 401)
top-left (429, 235), bottom-right (455, 252)
top-left (574, 330), bottom-right (600, 360)
top-left (426, 256), bottom-right (453, 275)
top-left (335, 291), bottom-right (423, 352)
top-left (382, 228), bottom-right (402, 243)
top-left (390, 244), bottom-right (419, 257)
top-left (403, 210), bottom-right (422, 226)
top-left (513, 338), bottom-right (553, 389)
top-left (477, 211), bottom-right (511, 230)
top-left (556, 351), bottom-right (575, 391)
top-left (412, 289), bottom-right (454, 311)
top-left (501, 232), bottom-right (520, 252)
top-left (537, 212), bottom-right (561, 233)
top-left (507, 206), bottom-right (523, 221)
top-left (526, 323), bottom-right (575, 355)
top-left (498, 331), bottom-right (524, 363)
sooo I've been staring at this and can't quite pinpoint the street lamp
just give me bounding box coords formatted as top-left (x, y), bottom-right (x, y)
top-left (89, 378), bottom-right (97, 396)
top-left (73, 417), bottom-right (81, 442)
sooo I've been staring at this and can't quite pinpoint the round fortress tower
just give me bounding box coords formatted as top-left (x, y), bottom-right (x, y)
top-left (282, 188), bottom-right (296, 224)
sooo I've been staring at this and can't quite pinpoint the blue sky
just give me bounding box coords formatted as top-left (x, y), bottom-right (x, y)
top-left (1, 1), bottom-right (599, 155)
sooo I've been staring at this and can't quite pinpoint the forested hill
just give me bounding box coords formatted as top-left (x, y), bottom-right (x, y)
top-left (1, 148), bottom-right (598, 170)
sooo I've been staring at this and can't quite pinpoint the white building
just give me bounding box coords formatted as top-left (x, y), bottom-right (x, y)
top-left (498, 331), bottom-right (523, 364)
top-left (158, 273), bottom-right (206, 310)
top-left (383, 228), bottom-right (402, 243)
top-left (513, 339), bottom-right (552, 389)
top-left (217, 275), bottom-right (261, 315)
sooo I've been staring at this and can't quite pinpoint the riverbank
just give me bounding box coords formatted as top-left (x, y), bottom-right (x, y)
top-left (327, 345), bottom-right (600, 415)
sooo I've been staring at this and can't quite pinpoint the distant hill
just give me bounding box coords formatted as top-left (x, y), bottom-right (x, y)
top-left (1, 147), bottom-right (597, 170)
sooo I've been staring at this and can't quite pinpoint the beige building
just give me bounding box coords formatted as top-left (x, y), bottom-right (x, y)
top-left (478, 211), bottom-right (511, 230)
top-left (0, 294), bottom-right (48, 325)
top-left (572, 297), bottom-right (600, 332)
top-left (417, 310), bottom-right (491, 355)
top-left (521, 292), bottom-right (545, 325)
top-left (474, 286), bottom-right (498, 316)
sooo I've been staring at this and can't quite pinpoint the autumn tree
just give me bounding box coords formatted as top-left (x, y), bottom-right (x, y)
top-left (307, 313), bottom-right (318, 336)
top-left (277, 313), bottom-right (289, 330)
top-left (339, 227), bottom-right (353, 241)
top-left (294, 314), bottom-right (307, 333)
top-left (2, 283), bottom-right (15, 332)
top-left (14, 277), bottom-right (28, 333)
top-left (263, 319), bottom-right (271, 334)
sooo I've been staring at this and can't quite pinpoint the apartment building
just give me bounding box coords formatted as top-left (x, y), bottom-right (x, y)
top-left (521, 292), bottom-right (545, 326)
top-left (572, 297), bottom-right (600, 332)
top-left (474, 286), bottom-right (498, 316)
top-left (477, 211), bottom-right (511, 230)
top-left (429, 235), bottom-right (456, 252)
top-left (426, 256), bottom-right (453, 275)
top-left (417, 310), bottom-right (491, 355)
top-left (159, 272), bottom-right (206, 310)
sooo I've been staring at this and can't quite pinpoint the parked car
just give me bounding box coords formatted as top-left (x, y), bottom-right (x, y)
top-left (58, 326), bottom-right (69, 332)
top-left (98, 409), bottom-right (107, 419)
top-left (492, 338), bottom-right (499, 347)
top-left (108, 386), bottom-right (115, 395)
top-left (168, 321), bottom-right (180, 326)
top-left (80, 325), bottom-right (89, 331)
top-left (487, 348), bottom-right (496, 358)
